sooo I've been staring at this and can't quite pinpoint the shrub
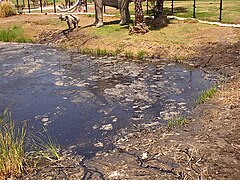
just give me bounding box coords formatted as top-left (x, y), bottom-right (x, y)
top-left (0, 1), bottom-right (16, 18)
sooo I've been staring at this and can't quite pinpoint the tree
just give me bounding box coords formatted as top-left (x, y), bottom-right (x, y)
top-left (152, 0), bottom-right (168, 28)
top-left (129, 0), bottom-right (148, 34)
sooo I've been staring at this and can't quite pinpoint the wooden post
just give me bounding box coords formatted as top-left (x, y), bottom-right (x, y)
top-left (171, 0), bottom-right (173, 15)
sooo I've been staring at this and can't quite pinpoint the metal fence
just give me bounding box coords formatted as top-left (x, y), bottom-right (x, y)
top-left (14, 0), bottom-right (88, 14)
top-left (13, 0), bottom-right (240, 23)
top-left (161, 0), bottom-right (239, 23)
top-left (164, 0), bottom-right (223, 21)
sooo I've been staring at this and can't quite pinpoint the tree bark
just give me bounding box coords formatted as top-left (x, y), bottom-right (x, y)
top-left (151, 0), bottom-right (168, 28)
top-left (129, 0), bottom-right (148, 34)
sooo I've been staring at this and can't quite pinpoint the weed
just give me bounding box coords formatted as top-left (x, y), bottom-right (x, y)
top-left (167, 119), bottom-right (175, 129)
top-left (172, 55), bottom-right (186, 62)
top-left (0, 109), bottom-right (26, 177)
top-left (86, 14), bottom-right (94, 18)
top-left (137, 50), bottom-right (147, 60)
top-left (0, 108), bottom-right (59, 177)
top-left (195, 85), bottom-right (217, 105)
top-left (31, 125), bottom-right (59, 161)
top-left (167, 116), bottom-right (187, 129)
top-left (78, 47), bottom-right (93, 54)
top-left (124, 51), bottom-right (134, 59)
top-left (114, 49), bottom-right (122, 56)
top-left (96, 48), bottom-right (107, 56)
top-left (175, 117), bottom-right (187, 126)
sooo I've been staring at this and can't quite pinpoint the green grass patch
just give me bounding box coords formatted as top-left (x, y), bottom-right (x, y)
top-left (124, 51), bottom-right (134, 59)
top-left (0, 26), bottom-right (33, 43)
top-left (79, 47), bottom-right (121, 56)
top-left (137, 50), bottom-right (147, 60)
top-left (86, 14), bottom-right (94, 18)
top-left (79, 47), bottom-right (93, 54)
top-left (93, 24), bottom-right (129, 37)
top-left (167, 116), bottom-right (187, 129)
top-left (195, 85), bottom-right (217, 105)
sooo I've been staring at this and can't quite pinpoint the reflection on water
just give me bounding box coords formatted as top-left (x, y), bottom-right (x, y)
top-left (0, 43), bottom-right (215, 158)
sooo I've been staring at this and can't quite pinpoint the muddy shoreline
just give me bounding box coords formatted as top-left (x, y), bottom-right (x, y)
top-left (0, 14), bottom-right (239, 179)
top-left (19, 40), bottom-right (240, 179)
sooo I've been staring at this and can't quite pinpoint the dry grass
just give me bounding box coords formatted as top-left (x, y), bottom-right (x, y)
top-left (0, 108), bottom-right (59, 178)
top-left (0, 14), bottom-right (239, 59)
top-left (0, 109), bottom-right (26, 178)
top-left (0, 1), bottom-right (16, 18)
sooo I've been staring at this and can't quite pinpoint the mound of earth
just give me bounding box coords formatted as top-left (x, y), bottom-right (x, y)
top-left (38, 29), bottom-right (98, 49)
top-left (190, 41), bottom-right (240, 77)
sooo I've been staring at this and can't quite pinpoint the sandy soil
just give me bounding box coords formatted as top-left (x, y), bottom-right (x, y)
top-left (1, 14), bottom-right (240, 179)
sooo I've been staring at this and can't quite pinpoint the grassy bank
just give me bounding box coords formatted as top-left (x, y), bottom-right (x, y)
top-left (0, 14), bottom-right (239, 60)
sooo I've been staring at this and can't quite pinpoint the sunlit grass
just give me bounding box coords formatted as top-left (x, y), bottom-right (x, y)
top-left (0, 108), bottom-right (26, 178)
top-left (0, 26), bottom-right (33, 43)
top-left (0, 108), bottom-right (59, 178)
top-left (167, 116), bottom-right (187, 129)
top-left (31, 125), bottom-right (59, 161)
top-left (195, 85), bottom-right (217, 105)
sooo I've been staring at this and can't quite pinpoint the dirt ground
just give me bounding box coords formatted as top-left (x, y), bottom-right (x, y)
top-left (1, 14), bottom-right (240, 179)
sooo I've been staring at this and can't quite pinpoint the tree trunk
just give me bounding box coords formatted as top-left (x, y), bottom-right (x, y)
top-left (155, 0), bottom-right (163, 18)
top-left (151, 0), bottom-right (168, 28)
top-left (129, 0), bottom-right (148, 34)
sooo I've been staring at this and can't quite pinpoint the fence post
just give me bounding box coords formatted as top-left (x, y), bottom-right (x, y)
top-left (171, 0), bottom-right (174, 15)
top-left (69, 0), bottom-right (70, 8)
top-left (40, 0), bottom-right (42, 13)
top-left (103, 5), bottom-right (106, 13)
top-left (16, 0), bottom-right (19, 13)
top-left (27, 0), bottom-right (30, 13)
top-left (54, 0), bottom-right (56, 13)
top-left (85, 0), bottom-right (88, 12)
top-left (193, 0), bottom-right (196, 18)
top-left (219, 0), bottom-right (223, 22)
top-left (147, 0), bottom-right (148, 15)
top-left (23, 0), bottom-right (25, 8)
